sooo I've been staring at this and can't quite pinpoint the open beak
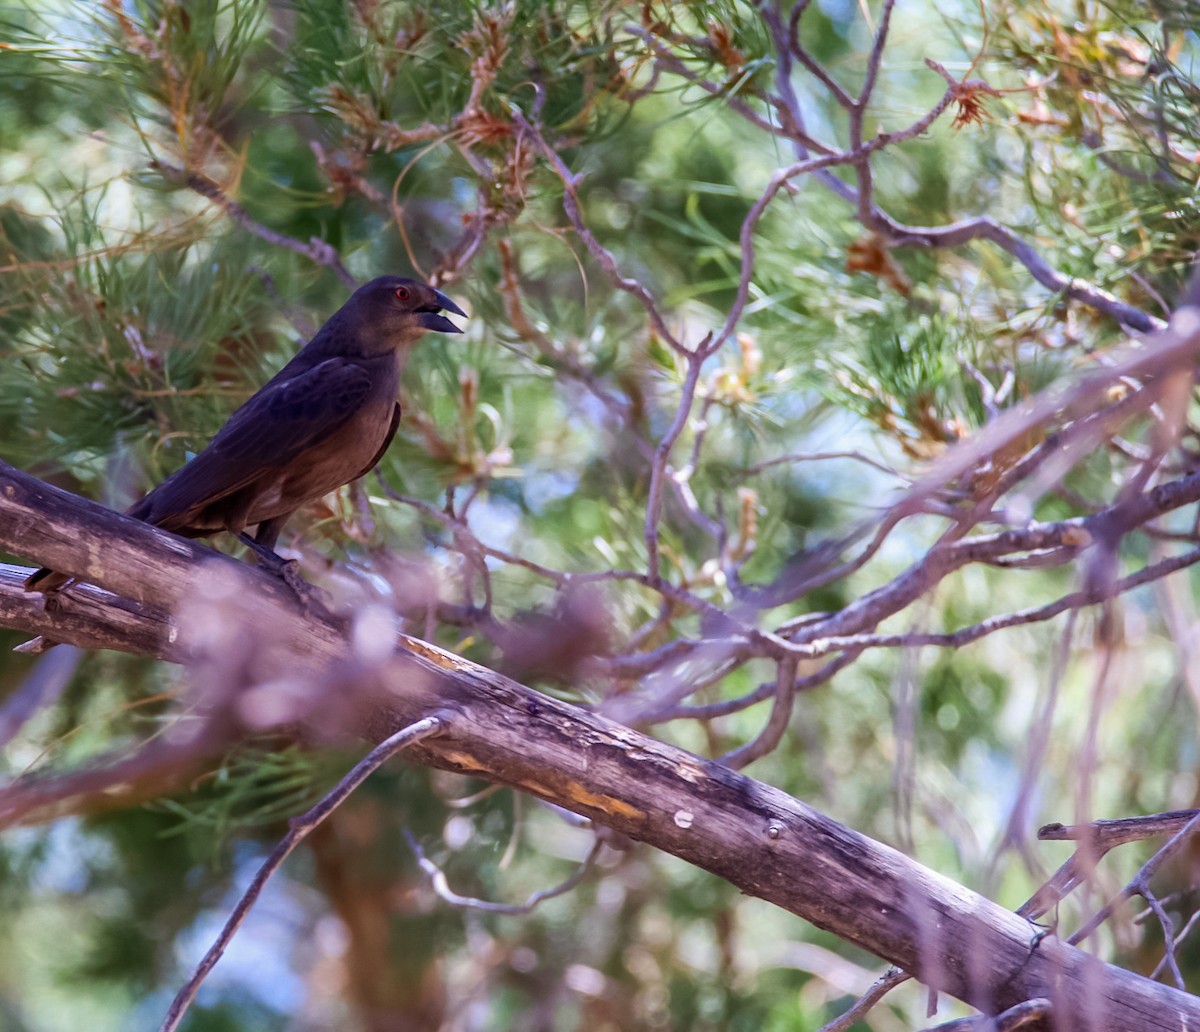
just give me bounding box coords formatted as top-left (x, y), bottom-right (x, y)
top-left (418, 289), bottom-right (467, 334)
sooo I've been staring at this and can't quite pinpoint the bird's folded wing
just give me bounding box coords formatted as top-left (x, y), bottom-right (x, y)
top-left (131, 358), bottom-right (375, 524)
top-left (216, 357), bottom-right (375, 465)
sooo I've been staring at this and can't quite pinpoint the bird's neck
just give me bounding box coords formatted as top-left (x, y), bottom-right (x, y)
top-left (302, 311), bottom-right (421, 361)
top-left (282, 333), bottom-right (410, 390)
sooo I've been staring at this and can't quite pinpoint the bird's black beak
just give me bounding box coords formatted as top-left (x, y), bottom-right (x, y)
top-left (418, 289), bottom-right (467, 334)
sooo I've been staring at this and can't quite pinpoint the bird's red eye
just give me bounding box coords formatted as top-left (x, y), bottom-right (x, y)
top-left (395, 286), bottom-right (411, 302)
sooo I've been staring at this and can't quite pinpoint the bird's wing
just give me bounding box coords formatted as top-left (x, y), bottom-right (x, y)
top-left (214, 357), bottom-right (375, 466)
top-left (132, 358), bottom-right (375, 527)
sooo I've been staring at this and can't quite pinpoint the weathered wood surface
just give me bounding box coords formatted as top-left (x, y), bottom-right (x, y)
top-left (1, 459), bottom-right (1197, 1029)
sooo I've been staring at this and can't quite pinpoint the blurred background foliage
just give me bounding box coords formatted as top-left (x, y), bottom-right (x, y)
top-left (0, 0), bottom-right (1198, 1029)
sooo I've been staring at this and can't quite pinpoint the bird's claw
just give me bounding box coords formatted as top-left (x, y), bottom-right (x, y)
top-left (274, 557), bottom-right (305, 593)
top-left (237, 536), bottom-right (334, 618)
top-left (272, 559), bottom-right (336, 620)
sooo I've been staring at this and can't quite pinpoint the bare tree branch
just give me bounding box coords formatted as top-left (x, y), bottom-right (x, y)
top-left (3, 462), bottom-right (1200, 1029)
top-left (646, 7), bottom-right (1166, 334)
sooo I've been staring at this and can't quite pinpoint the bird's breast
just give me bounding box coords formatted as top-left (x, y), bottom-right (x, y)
top-left (272, 392), bottom-right (397, 514)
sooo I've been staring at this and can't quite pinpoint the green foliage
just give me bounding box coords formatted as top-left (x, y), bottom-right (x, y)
top-left (991, 0), bottom-right (1200, 295)
top-left (1, 0), bottom-right (1199, 1028)
top-left (148, 743), bottom-right (337, 856)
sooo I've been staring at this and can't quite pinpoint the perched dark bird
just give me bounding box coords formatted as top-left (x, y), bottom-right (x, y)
top-left (25, 276), bottom-right (466, 593)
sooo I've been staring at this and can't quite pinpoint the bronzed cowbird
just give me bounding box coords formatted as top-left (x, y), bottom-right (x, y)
top-left (25, 275), bottom-right (465, 593)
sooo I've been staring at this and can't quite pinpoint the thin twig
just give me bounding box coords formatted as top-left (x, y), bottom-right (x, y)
top-left (404, 828), bottom-right (605, 914)
top-left (790, 468), bottom-right (1200, 647)
top-left (651, 651), bottom-right (858, 723)
top-left (784, 7), bottom-right (856, 110)
top-left (511, 104), bottom-right (684, 352)
top-left (869, 206), bottom-right (1164, 333)
top-left (158, 713), bottom-right (449, 1032)
top-left (677, 12), bottom-right (1167, 333)
top-left (720, 654), bottom-right (800, 768)
top-left (154, 162), bottom-right (358, 289)
top-left (1151, 906), bottom-right (1200, 981)
top-left (802, 546), bottom-right (1200, 654)
top-left (743, 449), bottom-right (904, 479)
top-left (814, 966), bottom-right (911, 1032)
top-left (644, 353), bottom-right (704, 578)
top-left (630, 27), bottom-right (795, 140)
top-left (380, 479), bottom-right (620, 586)
top-left (1020, 809), bottom-right (1200, 923)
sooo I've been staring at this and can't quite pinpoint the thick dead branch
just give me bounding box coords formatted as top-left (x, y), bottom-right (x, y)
top-left (1, 461), bottom-right (1199, 1029)
top-left (0, 465), bottom-right (346, 666)
top-left (0, 563), bottom-right (175, 658)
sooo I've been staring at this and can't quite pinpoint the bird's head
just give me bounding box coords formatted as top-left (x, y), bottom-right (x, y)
top-left (347, 276), bottom-right (467, 350)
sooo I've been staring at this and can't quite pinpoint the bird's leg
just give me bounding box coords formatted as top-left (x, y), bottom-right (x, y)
top-left (237, 529), bottom-right (336, 620)
top-left (238, 517), bottom-right (317, 602)
top-left (250, 514), bottom-right (288, 555)
top-left (236, 532), bottom-right (298, 579)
